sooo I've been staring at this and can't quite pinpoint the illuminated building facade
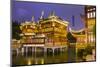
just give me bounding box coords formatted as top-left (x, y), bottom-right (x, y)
top-left (12, 39), bottom-right (21, 56)
top-left (71, 30), bottom-right (86, 49)
top-left (85, 6), bottom-right (96, 45)
top-left (38, 12), bottom-right (69, 48)
top-left (16, 12), bottom-right (69, 55)
top-left (19, 19), bottom-right (45, 55)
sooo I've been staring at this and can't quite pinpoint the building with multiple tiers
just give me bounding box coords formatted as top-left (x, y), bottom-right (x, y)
top-left (12, 6), bottom-right (96, 55)
top-left (38, 12), bottom-right (69, 48)
top-left (19, 18), bottom-right (45, 55)
top-left (12, 12), bottom-right (69, 55)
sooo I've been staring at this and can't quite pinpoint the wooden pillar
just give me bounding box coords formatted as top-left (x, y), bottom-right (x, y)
top-left (52, 48), bottom-right (55, 56)
top-left (16, 48), bottom-right (19, 56)
top-left (26, 47), bottom-right (28, 56)
top-left (34, 47), bottom-right (36, 56)
top-left (44, 48), bottom-right (47, 52)
top-left (21, 47), bottom-right (24, 56)
top-left (60, 47), bottom-right (64, 54)
top-left (44, 48), bottom-right (47, 57)
top-left (53, 48), bottom-right (54, 54)
top-left (32, 47), bottom-right (34, 55)
top-left (60, 48), bottom-right (62, 52)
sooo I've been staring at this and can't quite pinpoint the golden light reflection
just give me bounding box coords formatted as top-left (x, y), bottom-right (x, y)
top-left (27, 58), bottom-right (32, 65)
top-left (35, 59), bottom-right (38, 64)
top-left (41, 58), bottom-right (44, 64)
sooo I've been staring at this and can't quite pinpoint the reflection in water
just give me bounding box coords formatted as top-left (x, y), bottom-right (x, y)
top-left (35, 59), bottom-right (38, 64)
top-left (41, 58), bottom-right (44, 64)
top-left (27, 58), bottom-right (32, 65)
top-left (12, 43), bottom-right (95, 66)
top-left (12, 50), bottom-right (68, 66)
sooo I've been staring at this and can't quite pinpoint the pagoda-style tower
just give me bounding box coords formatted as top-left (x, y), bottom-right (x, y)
top-left (13, 12), bottom-right (69, 56)
top-left (38, 11), bottom-right (69, 48)
top-left (19, 17), bottom-right (45, 56)
top-left (20, 20), bottom-right (37, 44)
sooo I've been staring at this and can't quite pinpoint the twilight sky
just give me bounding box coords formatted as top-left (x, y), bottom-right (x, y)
top-left (12, 1), bottom-right (85, 30)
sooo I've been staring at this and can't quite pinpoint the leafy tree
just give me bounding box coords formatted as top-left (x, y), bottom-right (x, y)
top-left (85, 45), bottom-right (92, 55)
top-left (12, 21), bottom-right (22, 40)
top-left (67, 32), bottom-right (77, 43)
top-left (77, 49), bottom-right (84, 58)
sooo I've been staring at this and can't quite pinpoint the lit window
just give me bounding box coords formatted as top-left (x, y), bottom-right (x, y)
top-left (93, 8), bottom-right (95, 10)
top-left (93, 11), bottom-right (96, 18)
top-left (87, 13), bottom-right (90, 18)
top-left (90, 12), bottom-right (93, 18)
top-left (88, 9), bottom-right (90, 11)
top-left (90, 9), bottom-right (92, 11)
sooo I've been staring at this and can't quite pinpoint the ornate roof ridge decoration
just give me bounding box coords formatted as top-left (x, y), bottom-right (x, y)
top-left (38, 11), bottom-right (69, 26)
top-left (21, 21), bottom-right (36, 26)
top-left (40, 10), bottom-right (44, 20)
top-left (20, 16), bottom-right (36, 26)
top-left (69, 27), bottom-right (85, 33)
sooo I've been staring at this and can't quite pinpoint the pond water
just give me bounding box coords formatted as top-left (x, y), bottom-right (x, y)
top-left (12, 43), bottom-right (95, 66)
